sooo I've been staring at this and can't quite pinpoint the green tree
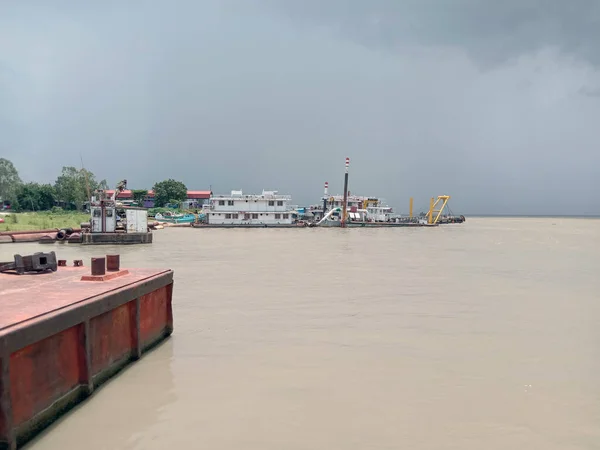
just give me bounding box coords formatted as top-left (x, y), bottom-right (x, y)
top-left (37, 184), bottom-right (57, 210)
top-left (15, 183), bottom-right (56, 211)
top-left (0, 158), bottom-right (22, 202)
top-left (54, 166), bottom-right (99, 209)
top-left (152, 179), bottom-right (187, 207)
top-left (132, 189), bottom-right (148, 206)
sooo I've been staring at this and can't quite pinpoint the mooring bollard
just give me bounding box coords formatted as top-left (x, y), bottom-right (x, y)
top-left (91, 257), bottom-right (106, 276)
top-left (106, 254), bottom-right (120, 272)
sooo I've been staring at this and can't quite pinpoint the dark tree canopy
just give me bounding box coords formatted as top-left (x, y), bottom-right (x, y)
top-left (54, 166), bottom-right (100, 209)
top-left (15, 183), bottom-right (56, 211)
top-left (152, 179), bottom-right (188, 207)
top-left (132, 189), bottom-right (148, 205)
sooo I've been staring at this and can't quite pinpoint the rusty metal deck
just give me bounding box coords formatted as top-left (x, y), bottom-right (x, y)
top-left (0, 267), bottom-right (171, 332)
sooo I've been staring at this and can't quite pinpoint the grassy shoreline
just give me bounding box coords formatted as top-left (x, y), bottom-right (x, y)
top-left (0, 212), bottom-right (89, 232)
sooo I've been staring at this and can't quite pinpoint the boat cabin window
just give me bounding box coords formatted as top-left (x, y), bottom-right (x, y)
top-left (275, 214), bottom-right (281, 219)
top-left (283, 214), bottom-right (289, 219)
top-left (228, 200), bottom-right (234, 206)
top-left (232, 214), bottom-right (239, 219)
top-left (251, 213), bottom-right (259, 219)
top-left (268, 201), bottom-right (275, 206)
top-left (277, 201), bottom-right (284, 206)
top-left (219, 200), bottom-right (225, 206)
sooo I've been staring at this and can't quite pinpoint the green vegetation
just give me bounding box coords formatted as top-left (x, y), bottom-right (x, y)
top-left (1, 158), bottom-right (192, 224)
top-left (0, 158), bottom-right (22, 202)
top-left (132, 189), bottom-right (148, 205)
top-left (15, 183), bottom-right (56, 211)
top-left (152, 179), bottom-right (188, 208)
top-left (53, 166), bottom-right (107, 210)
top-left (1, 210), bottom-right (89, 232)
top-left (1, 162), bottom-right (109, 212)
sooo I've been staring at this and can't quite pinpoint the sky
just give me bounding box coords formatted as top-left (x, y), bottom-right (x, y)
top-left (1, 0), bottom-right (600, 215)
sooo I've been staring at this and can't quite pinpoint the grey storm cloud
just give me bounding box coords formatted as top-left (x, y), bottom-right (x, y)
top-left (1, 0), bottom-right (599, 215)
top-left (262, 0), bottom-right (600, 68)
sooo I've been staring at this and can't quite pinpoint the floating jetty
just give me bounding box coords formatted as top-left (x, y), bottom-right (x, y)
top-left (80, 231), bottom-right (153, 245)
top-left (0, 229), bottom-right (152, 245)
top-left (0, 252), bottom-right (174, 449)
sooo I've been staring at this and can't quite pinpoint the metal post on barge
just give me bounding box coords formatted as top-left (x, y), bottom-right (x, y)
top-left (341, 157), bottom-right (350, 228)
top-left (428, 197), bottom-right (434, 224)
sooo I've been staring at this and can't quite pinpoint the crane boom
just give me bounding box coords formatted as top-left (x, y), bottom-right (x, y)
top-left (112, 180), bottom-right (127, 202)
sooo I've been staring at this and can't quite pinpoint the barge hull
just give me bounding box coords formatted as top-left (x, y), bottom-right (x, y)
top-left (80, 232), bottom-right (153, 245)
top-left (192, 223), bottom-right (305, 228)
top-left (0, 265), bottom-right (173, 449)
top-left (346, 222), bottom-right (438, 228)
top-left (316, 221), bottom-right (438, 228)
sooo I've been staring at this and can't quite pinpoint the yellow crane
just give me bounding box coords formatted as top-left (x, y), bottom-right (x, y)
top-left (427, 195), bottom-right (451, 224)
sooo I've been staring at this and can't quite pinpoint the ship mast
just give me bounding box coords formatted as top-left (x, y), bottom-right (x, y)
top-left (341, 157), bottom-right (349, 228)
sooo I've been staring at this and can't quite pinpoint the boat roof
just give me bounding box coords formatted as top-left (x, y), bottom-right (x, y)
top-left (212, 190), bottom-right (292, 200)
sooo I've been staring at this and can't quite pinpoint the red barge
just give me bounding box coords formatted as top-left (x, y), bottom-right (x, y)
top-left (0, 252), bottom-right (174, 449)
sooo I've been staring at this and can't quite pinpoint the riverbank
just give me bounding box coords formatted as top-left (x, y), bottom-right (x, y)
top-left (0, 211), bottom-right (88, 232)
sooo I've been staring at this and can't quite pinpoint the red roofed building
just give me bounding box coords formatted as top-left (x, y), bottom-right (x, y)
top-left (186, 191), bottom-right (212, 200)
top-left (104, 189), bottom-right (211, 208)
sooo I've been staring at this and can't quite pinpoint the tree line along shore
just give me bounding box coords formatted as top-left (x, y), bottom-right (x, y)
top-left (0, 158), bottom-right (191, 232)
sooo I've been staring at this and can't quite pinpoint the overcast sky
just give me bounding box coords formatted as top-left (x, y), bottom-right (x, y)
top-left (1, 0), bottom-right (599, 215)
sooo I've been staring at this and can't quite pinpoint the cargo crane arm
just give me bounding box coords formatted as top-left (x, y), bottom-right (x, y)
top-left (111, 180), bottom-right (127, 203)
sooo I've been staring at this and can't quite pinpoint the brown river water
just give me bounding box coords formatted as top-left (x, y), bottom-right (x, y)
top-left (3, 217), bottom-right (600, 449)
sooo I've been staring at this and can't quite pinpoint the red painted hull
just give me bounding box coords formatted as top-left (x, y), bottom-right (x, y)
top-left (0, 264), bottom-right (174, 449)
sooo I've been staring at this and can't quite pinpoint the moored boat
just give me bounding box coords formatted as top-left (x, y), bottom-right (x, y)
top-left (154, 211), bottom-right (197, 224)
top-left (192, 190), bottom-right (306, 228)
top-left (308, 175), bottom-right (464, 228)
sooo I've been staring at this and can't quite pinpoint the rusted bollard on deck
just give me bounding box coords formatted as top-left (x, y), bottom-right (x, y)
top-left (91, 257), bottom-right (106, 276)
top-left (106, 254), bottom-right (120, 272)
top-left (81, 255), bottom-right (130, 282)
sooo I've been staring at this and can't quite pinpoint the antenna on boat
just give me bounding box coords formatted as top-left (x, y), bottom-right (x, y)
top-left (80, 154), bottom-right (91, 203)
top-left (341, 157), bottom-right (350, 228)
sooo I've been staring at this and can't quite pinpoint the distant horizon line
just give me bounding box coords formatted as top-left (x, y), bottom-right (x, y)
top-left (463, 214), bottom-right (600, 219)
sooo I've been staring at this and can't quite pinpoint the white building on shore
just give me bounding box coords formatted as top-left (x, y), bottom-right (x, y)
top-left (203, 190), bottom-right (296, 225)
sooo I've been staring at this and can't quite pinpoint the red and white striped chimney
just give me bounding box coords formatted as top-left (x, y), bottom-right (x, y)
top-left (324, 181), bottom-right (329, 196)
top-left (345, 157), bottom-right (350, 173)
